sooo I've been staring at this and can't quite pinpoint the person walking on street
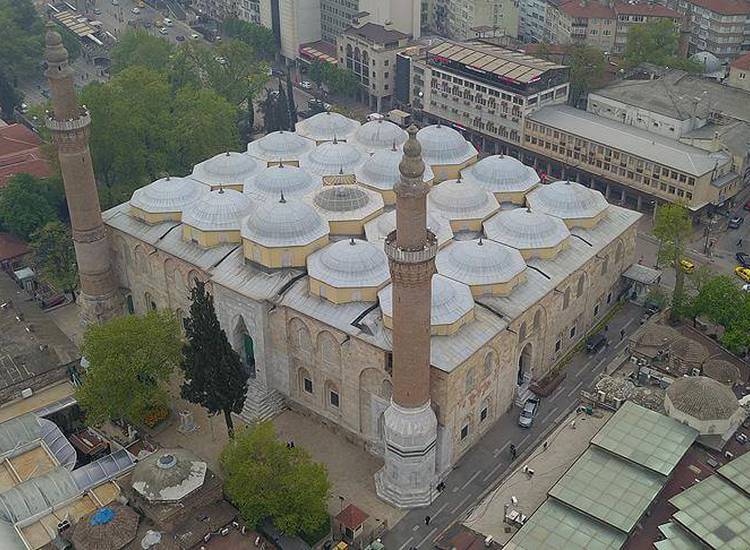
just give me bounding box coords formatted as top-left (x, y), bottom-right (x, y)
top-left (425, 515), bottom-right (431, 526)
top-left (620, 328), bottom-right (625, 341)
top-left (738, 238), bottom-right (743, 247)
top-left (510, 443), bottom-right (517, 460)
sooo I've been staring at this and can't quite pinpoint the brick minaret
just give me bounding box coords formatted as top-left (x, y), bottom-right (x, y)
top-left (45, 24), bottom-right (119, 324)
top-left (375, 126), bottom-right (438, 508)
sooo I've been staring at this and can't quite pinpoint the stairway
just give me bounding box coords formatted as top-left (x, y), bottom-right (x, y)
top-left (237, 379), bottom-right (287, 424)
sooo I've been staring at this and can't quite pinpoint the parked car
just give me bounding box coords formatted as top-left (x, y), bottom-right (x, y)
top-left (131, 7), bottom-right (140, 15)
top-left (191, 33), bottom-right (200, 39)
top-left (743, 284), bottom-right (750, 293)
top-left (518, 397), bottom-right (540, 428)
top-left (93, 8), bottom-right (101, 15)
top-left (300, 80), bottom-right (312, 89)
top-left (737, 252), bottom-right (750, 268)
top-left (735, 266), bottom-right (750, 283)
top-left (586, 332), bottom-right (607, 353)
top-left (158, 27), bottom-right (168, 35)
top-left (163, 18), bottom-right (173, 27)
top-left (728, 216), bottom-right (745, 229)
top-left (678, 258), bottom-right (696, 273)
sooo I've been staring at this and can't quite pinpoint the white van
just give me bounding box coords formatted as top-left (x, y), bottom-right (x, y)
top-left (366, 113), bottom-right (384, 122)
top-left (163, 18), bottom-right (173, 27)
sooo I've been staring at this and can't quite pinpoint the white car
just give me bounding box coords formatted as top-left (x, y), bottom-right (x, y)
top-left (131, 7), bottom-right (140, 14)
top-left (190, 33), bottom-right (200, 40)
top-left (163, 18), bottom-right (173, 26)
top-left (743, 284), bottom-right (750, 293)
top-left (158, 27), bottom-right (168, 35)
top-left (300, 80), bottom-right (312, 89)
top-left (111, 0), bottom-right (119, 5)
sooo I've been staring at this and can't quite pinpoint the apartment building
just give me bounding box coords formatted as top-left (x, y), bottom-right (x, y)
top-left (259, 0), bottom-right (322, 62)
top-left (338, 18), bottom-right (411, 111)
top-left (398, 40), bottom-right (569, 153)
top-left (519, 0), bottom-right (552, 42)
top-left (663, 0), bottom-right (750, 60)
top-left (524, 105), bottom-right (740, 211)
top-left (547, 0), bottom-right (618, 51)
top-left (613, 2), bottom-right (683, 53)
top-left (320, 0), bottom-right (421, 42)
top-left (440, 0), bottom-right (521, 41)
top-left (727, 50), bottom-right (750, 89)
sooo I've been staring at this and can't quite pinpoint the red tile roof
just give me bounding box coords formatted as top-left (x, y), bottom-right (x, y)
top-left (558, 0), bottom-right (616, 18)
top-left (0, 232), bottom-right (30, 262)
top-left (0, 124), bottom-right (53, 188)
top-left (730, 51), bottom-right (750, 70)
top-left (614, 2), bottom-right (681, 17)
top-left (335, 504), bottom-right (369, 529)
top-left (684, 0), bottom-right (750, 15)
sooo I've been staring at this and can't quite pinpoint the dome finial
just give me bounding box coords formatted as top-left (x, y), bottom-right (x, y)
top-left (279, 160), bottom-right (284, 168)
top-left (436, 120), bottom-right (441, 128)
top-left (478, 236), bottom-right (483, 246)
top-left (279, 190), bottom-right (286, 203)
top-left (526, 206), bottom-right (532, 213)
top-left (218, 185), bottom-right (224, 194)
top-left (349, 237), bottom-right (355, 245)
top-left (399, 125), bottom-right (425, 181)
top-left (339, 165), bottom-right (344, 175)
top-left (225, 151), bottom-right (230, 156)
top-left (332, 132), bottom-right (338, 145)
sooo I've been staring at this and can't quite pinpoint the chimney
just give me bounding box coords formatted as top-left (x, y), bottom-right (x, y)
top-left (711, 131), bottom-right (720, 152)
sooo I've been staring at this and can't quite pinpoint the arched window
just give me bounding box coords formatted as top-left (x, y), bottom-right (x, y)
top-left (519, 321), bottom-right (527, 341)
top-left (346, 44), bottom-right (353, 58)
top-left (533, 310), bottom-right (542, 330)
top-left (318, 331), bottom-right (340, 370)
top-left (325, 380), bottom-right (340, 410)
top-left (298, 367), bottom-right (313, 395)
top-left (288, 318), bottom-right (312, 357)
top-left (464, 367), bottom-right (476, 394)
top-left (577, 275), bottom-right (585, 297)
top-left (354, 47), bottom-right (361, 62)
top-left (362, 50), bottom-right (369, 66)
top-left (126, 294), bottom-right (135, 315)
top-left (601, 255), bottom-right (609, 275)
top-left (563, 288), bottom-right (570, 310)
top-left (484, 351), bottom-right (496, 378)
top-left (145, 292), bottom-right (156, 311)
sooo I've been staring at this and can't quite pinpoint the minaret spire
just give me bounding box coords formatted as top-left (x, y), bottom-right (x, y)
top-left (45, 23), bottom-right (119, 325)
top-left (376, 125), bottom-right (438, 508)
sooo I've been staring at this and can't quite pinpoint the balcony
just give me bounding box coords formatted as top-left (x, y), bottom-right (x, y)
top-left (384, 231), bottom-right (437, 264)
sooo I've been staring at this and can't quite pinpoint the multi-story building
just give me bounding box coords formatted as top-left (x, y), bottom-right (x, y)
top-left (727, 50), bottom-right (750, 90)
top-left (547, 0), bottom-right (617, 51)
top-left (663, 0), bottom-right (750, 60)
top-left (524, 105), bottom-right (741, 212)
top-left (320, 0), bottom-right (421, 42)
top-left (519, 0), bottom-right (552, 42)
top-left (259, 0), bottom-right (322, 62)
top-left (338, 17), bottom-right (411, 112)
top-left (398, 40), bottom-right (569, 153)
top-left (613, 2), bottom-right (683, 53)
top-left (438, 0), bottom-right (520, 41)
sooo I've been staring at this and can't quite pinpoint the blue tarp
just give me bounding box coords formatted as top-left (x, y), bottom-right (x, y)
top-left (90, 507), bottom-right (115, 526)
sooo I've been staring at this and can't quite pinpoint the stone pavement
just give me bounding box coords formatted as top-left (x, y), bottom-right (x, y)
top-left (464, 408), bottom-right (611, 545)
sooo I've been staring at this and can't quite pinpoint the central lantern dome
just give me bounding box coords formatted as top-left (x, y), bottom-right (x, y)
top-left (309, 184), bottom-right (384, 235)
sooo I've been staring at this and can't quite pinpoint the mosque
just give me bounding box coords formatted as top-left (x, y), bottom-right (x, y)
top-left (44, 26), bottom-right (640, 507)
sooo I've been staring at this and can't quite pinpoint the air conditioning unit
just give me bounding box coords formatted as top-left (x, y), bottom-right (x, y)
top-left (691, 367), bottom-right (701, 376)
top-left (21, 388), bottom-right (33, 399)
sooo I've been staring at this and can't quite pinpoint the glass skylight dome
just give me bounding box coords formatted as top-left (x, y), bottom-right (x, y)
top-left (309, 184), bottom-right (384, 233)
top-left (351, 119), bottom-right (408, 152)
top-left (428, 178), bottom-right (499, 230)
top-left (417, 124), bottom-right (478, 166)
top-left (526, 180), bottom-right (609, 227)
top-left (436, 239), bottom-right (526, 295)
top-left (244, 163), bottom-right (320, 200)
top-left (460, 155), bottom-right (540, 199)
top-left (295, 111), bottom-right (361, 142)
top-left (299, 140), bottom-right (366, 177)
top-left (181, 188), bottom-right (254, 232)
top-left (129, 176), bottom-right (206, 222)
top-left (246, 130), bottom-right (315, 164)
top-left (190, 151), bottom-right (261, 189)
top-left (483, 207), bottom-right (570, 258)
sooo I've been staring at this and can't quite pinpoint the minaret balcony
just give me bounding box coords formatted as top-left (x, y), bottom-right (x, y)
top-left (384, 231), bottom-right (437, 264)
top-left (46, 111), bottom-right (91, 132)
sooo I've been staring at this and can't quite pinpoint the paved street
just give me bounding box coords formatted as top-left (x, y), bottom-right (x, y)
top-left (381, 302), bottom-right (642, 550)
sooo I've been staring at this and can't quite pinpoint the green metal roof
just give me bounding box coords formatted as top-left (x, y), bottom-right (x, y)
top-left (717, 451), bottom-right (750, 494)
top-left (670, 474), bottom-right (750, 550)
top-left (549, 447), bottom-right (665, 533)
top-left (655, 522), bottom-right (703, 550)
top-left (591, 401), bottom-right (697, 476)
top-left (505, 500), bottom-right (626, 550)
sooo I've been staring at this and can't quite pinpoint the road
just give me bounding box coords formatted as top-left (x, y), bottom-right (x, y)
top-left (381, 302), bottom-right (643, 550)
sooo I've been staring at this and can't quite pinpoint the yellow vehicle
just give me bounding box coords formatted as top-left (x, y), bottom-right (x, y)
top-left (679, 258), bottom-right (695, 273)
top-left (735, 266), bottom-right (750, 283)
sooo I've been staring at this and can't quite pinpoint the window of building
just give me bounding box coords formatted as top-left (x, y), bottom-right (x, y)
top-left (480, 407), bottom-right (488, 422)
top-left (607, 292), bottom-right (612, 304)
top-left (465, 367), bottom-right (476, 394)
top-left (594, 303), bottom-right (600, 316)
top-left (384, 59), bottom-right (389, 66)
top-left (563, 288), bottom-right (570, 310)
top-left (570, 325), bottom-right (576, 339)
top-left (555, 339), bottom-right (562, 352)
top-left (384, 71), bottom-right (389, 78)
top-left (686, 192), bottom-right (693, 200)
top-left (461, 424), bottom-right (469, 440)
top-left (669, 185), bottom-right (676, 194)
top-left (687, 177), bottom-right (695, 186)
top-left (329, 389), bottom-right (340, 408)
top-left (303, 377), bottom-right (313, 394)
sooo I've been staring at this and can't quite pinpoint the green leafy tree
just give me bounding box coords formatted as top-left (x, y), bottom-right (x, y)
top-left (307, 61), bottom-right (359, 98)
top-left (221, 421), bottom-right (331, 535)
top-left (0, 174), bottom-right (58, 239)
top-left (688, 275), bottom-right (750, 352)
top-left (111, 30), bottom-right (174, 74)
top-left (221, 17), bottom-right (278, 59)
top-left (77, 311), bottom-right (182, 426)
top-left (0, 66), bottom-right (22, 120)
top-left (0, 0), bottom-right (44, 81)
top-left (180, 281), bottom-right (248, 438)
top-left (653, 203), bottom-right (693, 321)
top-left (624, 19), bottom-right (701, 72)
top-left (30, 221), bottom-right (78, 297)
top-left (286, 72), bottom-right (298, 127)
top-left (261, 89), bottom-right (280, 133)
top-left (566, 46), bottom-right (606, 108)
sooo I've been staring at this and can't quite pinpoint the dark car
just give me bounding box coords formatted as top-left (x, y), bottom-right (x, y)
top-left (586, 332), bottom-right (607, 353)
top-left (737, 252), bottom-right (750, 268)
top-left (176, 34), bottom-right (185, 41)
top-left (518, 397), bottom-right (540, 428)
top-left (729, 216), bottom-right (745, 229)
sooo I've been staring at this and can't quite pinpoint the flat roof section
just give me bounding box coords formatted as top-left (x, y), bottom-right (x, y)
top-left (717, 451), bottom-right (750, 493)
top-left (591, 401), bottom-right (697, 476)
top-left (505, 500), bottom-right (627, 550)
top-left (549, 446), bottom-right (665, 534)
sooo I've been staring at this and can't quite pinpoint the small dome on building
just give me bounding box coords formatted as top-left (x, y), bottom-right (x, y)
top-left (295, 111), bottom-right (361, 142)
top-left (308, 239), bottom-right (389, 290)
top-left (241, 195), bottom-right (328, 248)
top-left (355, 147), bottom-right (434, 197)
top-left (526, 181), bottom-right (609, 227)
top-left (244, 163), bottom-right (320, 199)
top-left (309, 185), bottom-right (384, 233)
top-left (702, 359), bottom-right (741, 386)
top-left (665, 376), bottom-right (739, 423)
top-left (483, 208), bottom-right (570, 257)
top-left (690, 51), bottom-right (722, 75)
top-left (460, 155), bottom-right (539, 199)
top-left (299, 140), bottom-right (366, 177)
top-left (416, 124), bottom-right (478, 167)
top-left (379, 274), bottom-right (475, 335)
top-left (352, 119), bottom-right (408, 152)
top-left (246, 130), bottom-right (315, 164)
top-left (129, 176), bottom-right (206, 221)
top-left (190, 151), bottom-right (261, 189)
top-left (636, 325), bottom-right (681, 349)
top-left (131, 449), bottom-right (207, 503)
top-left (670, 336), bottom-right (709, 366)
top-left (428, 179), bottom-right (499, 230)
top-left (436, 239), bottom-right (526, 295)
top-left (364, 210), bottom-right (453, 249)
top-left (181, 188), bottom-right (254, 232)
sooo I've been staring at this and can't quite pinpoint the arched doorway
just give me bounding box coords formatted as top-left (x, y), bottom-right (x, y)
top-left (125, 294), bottom-right (135, 315)
top-left (518, 343), bottom-right (532, 385)
top-left (234, 317), bottom-right (256, 379)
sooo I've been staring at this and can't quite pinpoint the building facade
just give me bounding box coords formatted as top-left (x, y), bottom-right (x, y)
top-left (320, 0), bottom-right (421, 42)
top-left (727, 50), bottom-right (750, 90)
top-left (519, 0), bottom-right (551, 42)
top-left (401, 40), bottom-right (570, 154)
top-left (440, 0), bottom-right (520, 41)
top-left (547, 0), bottom-right (618, 51)
top-left (612, 2), bottom-right (683, 53)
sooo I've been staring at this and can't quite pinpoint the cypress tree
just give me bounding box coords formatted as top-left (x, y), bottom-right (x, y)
top-left (276, 81), bottom-right (290, 131)
top-left (180, 281), bottom-right (248, 438)
top-left (285, 72), bottom-right (297, 127)
top-left (262, 89), bottom-right (279, 133)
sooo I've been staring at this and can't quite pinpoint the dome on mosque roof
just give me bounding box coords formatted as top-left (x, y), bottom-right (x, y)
top-left (416, 124), bottom-right (478, 166)
top-left (295, 111), bottom-right (361, 142)
top-left (702, 359), bottom-right (741, 386)
top-left (352, 120), bottom-right (408, 152)
top-left (299, 140), bottom-right (366, 177)
top-left (310, 185), bottom-right (384, 223)
top-left (244, 164), bottom-right (320, 199)
top-left (307, 238), bottom-right (389, 289)
top-left (690, 51), bottom-right (722, 75)
top-left (130, 176), bottom-right (206, 216)
top-left (181, 188), bottom-right (254, 232)
top-left (461, 155), bottom-right (540, 195)
top-left (665, 376), bottom-right (739, 421)
top-left (428, 179), bottom-right (499, 223)
top-left (355, 147), bottom-right (434, 191)
top-left (526, 181), bottom-right (609, 225)
top-left (131, 449), bottom-right (207, 503)
top-left (364, 210), bottom-right (453, 249)
top-left (436, 239), bottom-right (526, 288)
top-left (379, 274), bottom-right (474, 329)
top-left (483, 208), bottom-right (570, 253)
top-left (190, 151), bottom-right (261, 187)
top-left (246, 130), bottom-right (315, 163)
top-left (242, 195), bottom-right (328, 248)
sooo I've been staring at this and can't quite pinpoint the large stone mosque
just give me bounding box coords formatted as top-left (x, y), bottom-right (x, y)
top-left (44, 26), bottom-right (640, 507)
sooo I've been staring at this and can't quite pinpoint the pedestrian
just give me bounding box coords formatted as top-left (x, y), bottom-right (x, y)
top-left (289, 441), bottom-right (295, 448)
top-left (424, 515), bottom-right (431, 526)
top-left (510, 443), bottom-right (517, 459)
top-left (604, 324), bottom-right (609, 332)
top-left (738, 238), bottom-right (744, 247)
top-left (620, 328), bottom-right (625, 341)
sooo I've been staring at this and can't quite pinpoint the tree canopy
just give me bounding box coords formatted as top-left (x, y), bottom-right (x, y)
top-left (180, 281), bottom-right (248, 438)
top-left (110, 30), bottom-right (174, 74)
top-left (308, 61), bottom-right (360, 98)
top-left (77, 311), bottom-right (182, 427)
top-left (30, 221), bottom-right (78, 295)
top-left (624, 19), bottom-right (701, 72)
top-left (653, 203), bottom-right (693, 321)
top-left (0, 174), bottom-right (62, 239)
top-left (688, 275), bottom-right (750, 353)
top-left (565, 46), bottom-right (607, 108)
top-left (221, 421), bottom-right (330, 536)
top-left (221, 18), bottom-right (278, 59)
